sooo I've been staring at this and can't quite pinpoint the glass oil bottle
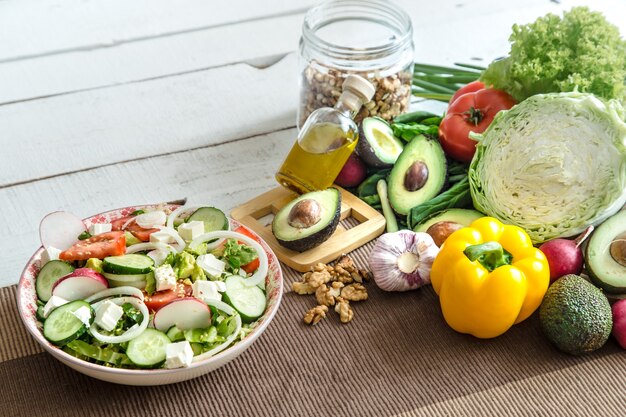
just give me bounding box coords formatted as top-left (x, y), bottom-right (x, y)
top-left (275, 74), bottom-right (375, 194)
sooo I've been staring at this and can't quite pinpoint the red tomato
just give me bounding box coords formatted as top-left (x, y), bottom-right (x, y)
top-left (143, 283), bottom-right (192, 312)
top-left (449, 80), bottom-right (485, 106)
top-left (59, 231), bottom-right (126, 261)
top-left (234, 226), bottom-right (261, 273)
top-left (111, 215), bottom-right (158, 242)
top-left (439, 88), bottom-right (516, 162)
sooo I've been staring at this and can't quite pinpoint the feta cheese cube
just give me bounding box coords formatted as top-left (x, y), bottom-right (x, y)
top-left (71, 306), bottom-right (92, 326)
top-left (41, 246), bottom-right (62, 264)
top-left (150, 231), bottom-right (175, 244)
top-left (165, 341), bottom-right (194, 369)
top-left (147, 248), bottom-right (171, 267)
top-left (196, 254), bottom-right (226, 277)
top-left (178, 221), bottom-right (205, 242)
top-left (42, 295), bottom-right (69, 318)
top-left (155, 264), bottom-right (177, 291)
top-left (192, 280), bottom-right (222, 303)
top-left (89, 223), bottom-right (112, 236)
top-left (94, 300), bottom-right (124, 332)
top-left (214, 280), bottom-right (227, 293)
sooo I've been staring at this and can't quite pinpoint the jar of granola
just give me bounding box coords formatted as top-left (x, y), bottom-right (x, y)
top-left (298, 0), bottom-right (414, 128)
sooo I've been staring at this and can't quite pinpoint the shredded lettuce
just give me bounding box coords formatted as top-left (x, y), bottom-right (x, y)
top-left (469, 92), bottom-right (626, 243)
top-left (481, 7), bottom-right (626, 102)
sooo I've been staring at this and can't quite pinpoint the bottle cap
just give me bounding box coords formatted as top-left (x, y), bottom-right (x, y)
top-left (339, 74), bottom-right (375, 113)
top-left (343, 74), bottom-right (375, 102)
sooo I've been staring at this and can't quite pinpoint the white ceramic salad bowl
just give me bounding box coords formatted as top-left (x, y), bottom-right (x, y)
top-left (16, 204), bottom-right (283, 386)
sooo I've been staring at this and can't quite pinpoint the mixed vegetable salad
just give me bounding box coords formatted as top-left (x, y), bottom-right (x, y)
top-left (34, 205), bottom-right (269, 369)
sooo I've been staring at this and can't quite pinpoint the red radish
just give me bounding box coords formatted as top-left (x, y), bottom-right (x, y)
top-left (539, 226), bottom-right (594, 283)
top-left (40, 211), bottom-right (86, 251)
top-left (52, 268), bottom-right (108, 301)
top-left (335, 153), bottom-right (367, 188)
top-left (612, 299), bottom-right (626, 349)
top-left (152, 297), bottom-right (212, 331)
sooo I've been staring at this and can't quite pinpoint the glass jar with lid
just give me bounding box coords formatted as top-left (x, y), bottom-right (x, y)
top-left (298, 0), bottom-right (415, 128)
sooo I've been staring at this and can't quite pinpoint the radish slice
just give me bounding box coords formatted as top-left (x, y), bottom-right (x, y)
top-left (84, 286), bottom-right (144, 303)
top-left (135, 211), bottom-right (167, 229)
top-left (125, 242), bottom-right (178, 254)
top-left (166, 205), bottom-right (203, 229)
top-left (51, 269), bottom-right (108, 301)
top-left (189, 231), bottom-right (268, 287)
top-left (192, 315), bottom-right (241, 363)
top-left (39, 211), bottom-right (86, 251)
top-left (90, 297), bottom-right (149, 344)
top-left (154, 226), bottom-right (186, 252)
top-left (152, 297), bottom-right (212, 332)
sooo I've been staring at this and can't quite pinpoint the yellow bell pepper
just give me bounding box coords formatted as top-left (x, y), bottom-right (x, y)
top-left (430, 217), bottom-right (550, 339)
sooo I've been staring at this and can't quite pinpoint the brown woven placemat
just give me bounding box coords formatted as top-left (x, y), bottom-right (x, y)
top-left (1, 244), bottom-right (625, 417)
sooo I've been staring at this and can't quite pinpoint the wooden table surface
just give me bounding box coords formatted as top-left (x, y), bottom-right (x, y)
top-left (2, 0), bottom-right (625, 288)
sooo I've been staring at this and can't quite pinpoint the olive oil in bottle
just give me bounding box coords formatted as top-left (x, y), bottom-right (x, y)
top-left (276, 75), bottom-right (375, 194)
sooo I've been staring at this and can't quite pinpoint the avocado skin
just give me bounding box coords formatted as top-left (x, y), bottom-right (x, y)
top-left (273, 190), bottom-right (341, 253)
top-left (357, 117), bottom-right (402, 168)
top-left (539, 274), bottom-right (612, 355)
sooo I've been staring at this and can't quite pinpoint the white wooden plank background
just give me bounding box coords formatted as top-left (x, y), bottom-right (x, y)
top-left (2, 0), bottom-right (625, 287)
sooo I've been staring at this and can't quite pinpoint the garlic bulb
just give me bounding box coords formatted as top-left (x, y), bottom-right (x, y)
top-left (369, 230), bottom-right (439, 292)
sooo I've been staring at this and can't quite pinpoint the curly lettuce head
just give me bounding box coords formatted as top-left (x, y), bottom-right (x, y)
top-left (481, 7), bottom-right (626, 102)
top-left (469, 92), bottom-right (626, 243)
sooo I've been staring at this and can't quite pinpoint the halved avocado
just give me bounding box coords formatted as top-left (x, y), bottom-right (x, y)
top-left (414, 208), bottom-right (484, 232)
top-left (387, 135), bottom-right (446, 216)
top-left (272, 188), bottom-right (341, 252)
top-left (586, 210), bottom-right (626, 294)
top-left (357, 117), bottom-right (404, 168)
top-left (414, 208), bottom-right (484, 246)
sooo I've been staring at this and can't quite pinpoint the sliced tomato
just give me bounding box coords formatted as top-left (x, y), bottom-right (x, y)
top-left (110, 215), bottom-right (158, 242)
top-left (59, 231), bottom-right (126, 261)
top-left (143, 283), bottom-right (192, 312)
top-left (111, 215), bottom-right (133, 231)
top-left (125, 222), bottom-right (159, 242)
top-left (234, 226), bottom-right (261, 273)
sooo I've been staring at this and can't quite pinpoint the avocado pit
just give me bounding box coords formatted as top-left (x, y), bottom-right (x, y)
top-left (288, 199), bottom-right (321, 229)
top-left (404, 161), bottom-right (429, 192)
top-left (610, 233), bottom-right (626, 267)
top-left (426, 221), bottom-right (463, 247)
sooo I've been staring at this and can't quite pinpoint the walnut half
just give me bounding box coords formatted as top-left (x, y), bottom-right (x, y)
top-left (315, 282), bottom-right (344, 306)
top-left (334, 297), bottom-right (354, 323)
top-left (292, 281), bottom-right (316, 295)
top-left (341, 283), bottom-right (368, 302)
top-left (303, 305), bottom-right (328, 325)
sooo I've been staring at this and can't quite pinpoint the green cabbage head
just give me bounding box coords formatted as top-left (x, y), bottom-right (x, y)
top-left (468, 92), bottom-right (626, 243)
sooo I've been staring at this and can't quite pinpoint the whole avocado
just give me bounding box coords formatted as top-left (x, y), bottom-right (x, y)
top-left (539, 274), bottom-right (612, 355)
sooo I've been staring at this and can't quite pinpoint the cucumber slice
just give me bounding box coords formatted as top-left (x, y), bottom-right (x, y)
top-left (103, 254), bottom-right (154, 275)
top-left (102, 271), bottom-right (152, 289)
top-left (222, 275), bottom-right (266, 323)
top-left (187, 207), bottom-right (229, 233)
top-left (36, 260), bottom-right (75, 302)
top-left (166, 326), bottom-right (185, 342)
top-left (126, 328), bottom-right (171, 368)
top-left (43, 300), bottom-right (92, 346)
